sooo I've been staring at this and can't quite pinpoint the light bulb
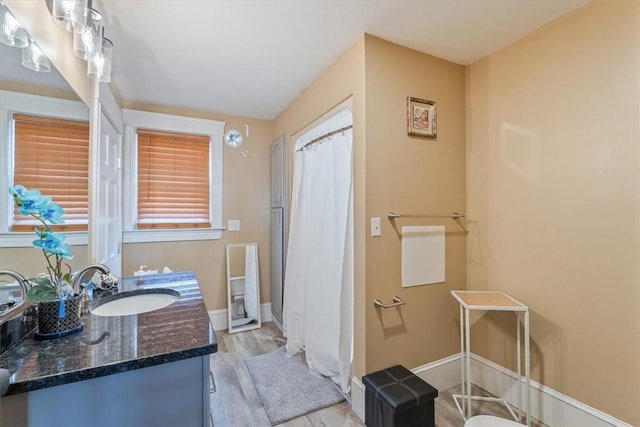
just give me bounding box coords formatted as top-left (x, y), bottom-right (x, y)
top-left (73, 8), bottom-right (102, 60)
top-left (22, 40), bottom-right (51, 72)
top-left (87, 37), bottom-right (112, 82)
top-left (0, 7), bottom-right (28, 48)
top-left (51, 0), bottom-right (88, 32)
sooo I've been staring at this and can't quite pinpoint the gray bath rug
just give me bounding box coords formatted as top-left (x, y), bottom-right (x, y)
top-left (244, 346), bottom-right (346, 425)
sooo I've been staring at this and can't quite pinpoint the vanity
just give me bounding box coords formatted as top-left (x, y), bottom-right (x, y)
top-left (0, 271), bottom-right (217, 427)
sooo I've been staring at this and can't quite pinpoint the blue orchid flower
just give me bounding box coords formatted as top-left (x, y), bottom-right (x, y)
top-left (33, 229), bottom-right (74, 260)
top-left (9, 185), bottom-right (48, 216)
top-left (10, 185), bottom-right (75, 301)
top-left (38, 201), bottom-right (65, 224)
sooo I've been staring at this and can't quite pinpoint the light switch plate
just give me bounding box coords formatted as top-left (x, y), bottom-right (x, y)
top-left (228, 219), bottom-right (240, 231)
top-left (371, 217), bottom-right (381, 237)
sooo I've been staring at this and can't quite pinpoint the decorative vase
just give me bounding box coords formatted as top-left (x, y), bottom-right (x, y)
top-left (34, 294), bottom-right (83, 340)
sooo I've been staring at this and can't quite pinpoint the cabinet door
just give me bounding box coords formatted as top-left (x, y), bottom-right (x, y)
top-left (2, 356), bottom-right (209, 427)
top-left (271, 136), bottom-right (285, 208)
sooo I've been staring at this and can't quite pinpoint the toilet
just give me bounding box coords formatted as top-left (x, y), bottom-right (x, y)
top-left (464, 415), bottom-right (526, 426)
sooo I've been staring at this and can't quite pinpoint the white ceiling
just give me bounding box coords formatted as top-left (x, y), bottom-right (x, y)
top-left (18, 1), bottom-right (592, 120)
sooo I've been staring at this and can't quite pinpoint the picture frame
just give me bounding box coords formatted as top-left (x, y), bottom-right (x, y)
top-left (407, 97), bottom-right (436, 138)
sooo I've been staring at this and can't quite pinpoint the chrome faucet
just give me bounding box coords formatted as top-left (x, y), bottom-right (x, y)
top-left (0, 270), bottom-right (35, 322)
top-left (0, 270), bottom-right (30, 297)
top-left (72, 264), bottom-right (112, 315)
top-left (71, 264), bottom-right (111, 295)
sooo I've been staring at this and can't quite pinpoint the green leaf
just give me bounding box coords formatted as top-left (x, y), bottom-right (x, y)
top-left (27, 285), bottom-right (58, 302)
top-left (27, 276), bottom-right (52, 287)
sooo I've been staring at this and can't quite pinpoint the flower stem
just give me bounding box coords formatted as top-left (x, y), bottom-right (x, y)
top-left (32, 213), bottom-right (61, 295)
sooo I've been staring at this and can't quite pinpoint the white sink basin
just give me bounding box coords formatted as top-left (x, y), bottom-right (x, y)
top-left (91, 289), bottom-right (180, 317)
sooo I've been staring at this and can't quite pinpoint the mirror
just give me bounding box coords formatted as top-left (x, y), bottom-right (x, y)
top-left (0, 43), bottom-right (70, 91)
top-left (0, 10), bottom-right (90, 275)
top-left (226, 243), bottom-right (261, 333)
top-left (0, 3), bottom-right (82, 98)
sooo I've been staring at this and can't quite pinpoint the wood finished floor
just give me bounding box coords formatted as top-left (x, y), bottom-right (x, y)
top-left (210, 322), bottom-right (544, 427)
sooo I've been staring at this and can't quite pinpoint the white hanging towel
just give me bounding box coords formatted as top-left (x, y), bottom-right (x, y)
top-left (401, 226), bottom-right (445, 287)
top-left (244, 245), bottom-right (259, 320)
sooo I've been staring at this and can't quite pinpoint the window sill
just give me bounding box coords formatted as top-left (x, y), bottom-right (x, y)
top-left (123, 228), bottom-right (223, 244)
top-left (0, 231), bottom-right (88, 248)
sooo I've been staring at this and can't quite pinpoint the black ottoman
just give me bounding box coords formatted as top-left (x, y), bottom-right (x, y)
top-left (362, 365), bottom-right (438, 427)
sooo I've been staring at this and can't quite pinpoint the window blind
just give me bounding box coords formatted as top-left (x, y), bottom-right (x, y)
top-left (12, 113), bottom-right (89, 232)
top-left (137, 129), bottom-right (210, 229)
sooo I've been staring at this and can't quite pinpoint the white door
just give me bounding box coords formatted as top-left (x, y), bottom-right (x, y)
top-left (91, 110), bottom-right (122, 275)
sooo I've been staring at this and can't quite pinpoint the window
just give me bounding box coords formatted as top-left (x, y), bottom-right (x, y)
top-left (136, 129), bottom-right (210, 229)
top-left (123, 109), bottom-right (224, 243)
top-left (0, 90), bottom-right (90, 248)
top-left (12, 114), bottom-right (89, 232)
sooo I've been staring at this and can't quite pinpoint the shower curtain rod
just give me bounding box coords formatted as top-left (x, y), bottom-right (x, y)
top-left (297, 125), bottom-right (353, 151)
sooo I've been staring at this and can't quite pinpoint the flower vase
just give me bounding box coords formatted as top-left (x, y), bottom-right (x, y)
top-left (34, 294), bottom-right (83, 340)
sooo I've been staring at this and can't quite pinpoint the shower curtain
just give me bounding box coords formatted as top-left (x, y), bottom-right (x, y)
top-left (283, 123), bottom-right (353, 393)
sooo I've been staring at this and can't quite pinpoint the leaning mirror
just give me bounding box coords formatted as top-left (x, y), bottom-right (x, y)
top-left (226, 243), bottom-right (261, 333)
top-left (227, 243), bottom-right (260, 333)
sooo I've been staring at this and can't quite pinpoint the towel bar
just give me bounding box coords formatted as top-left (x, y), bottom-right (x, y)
top-left (388, 211), bottom-right (465, 220)
top-left (374, 296), bottom-right (406, 309)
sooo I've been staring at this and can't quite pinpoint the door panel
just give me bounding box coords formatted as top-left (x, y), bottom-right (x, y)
top-left (93, 111), bottom-right (122, 275)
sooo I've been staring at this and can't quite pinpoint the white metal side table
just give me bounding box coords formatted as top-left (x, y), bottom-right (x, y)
top-left (450, 290), bottom-right (530, 426)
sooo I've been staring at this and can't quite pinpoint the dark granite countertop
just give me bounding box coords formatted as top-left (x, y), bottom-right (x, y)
top-left (0, 271), bottom-right (217, 396)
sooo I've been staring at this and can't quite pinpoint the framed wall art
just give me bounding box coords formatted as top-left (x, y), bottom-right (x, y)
top-left (407, 97), bottom-right (436, 138)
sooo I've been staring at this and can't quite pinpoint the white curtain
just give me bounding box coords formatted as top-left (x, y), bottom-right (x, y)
top-left (283, 124), bottom-right (353, 393)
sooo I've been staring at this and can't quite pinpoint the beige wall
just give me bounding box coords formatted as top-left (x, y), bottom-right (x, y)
top-left (273, 36), bottom-right (367, 377)
top-left (273, 34), bottom-right (466, 377)
top-left (0, 246), bottom-right (88, 279)
top-left (363, 35), bottom-right (466, 372)
top-left (466, 1), bottom-right (639, 424)
top-left (121, 103), bottom-right (273, 312)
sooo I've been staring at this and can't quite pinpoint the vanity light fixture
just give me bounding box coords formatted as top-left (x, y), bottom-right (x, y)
top-left (44, 0), bottom-right (114, 82)
top-left (0, 0), bottom-right (115, 78)
top-left (21, 38), bottom-right (51, 72)
top-left (51, 0), bottom-right (87, 32)
top-left (1, 2), bottom-right (53, 73)
top-left (0, 3), bottom-right (28, 48)
top-left (72, 7), bottom-right (102, 60)
top-left (87, 34), bottom-right (113, 82)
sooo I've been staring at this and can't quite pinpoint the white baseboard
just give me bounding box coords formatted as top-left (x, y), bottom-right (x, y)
top-left (208, 302), bottom-right (272, 331)
top-left (470, 353), bottom-right (632, 427)
top-left (350, 353), bottom-right (630, 427)
top-left (350, 375), bottom-right (365, 422)
top-left (413, 353), bottom-right (463, 392)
